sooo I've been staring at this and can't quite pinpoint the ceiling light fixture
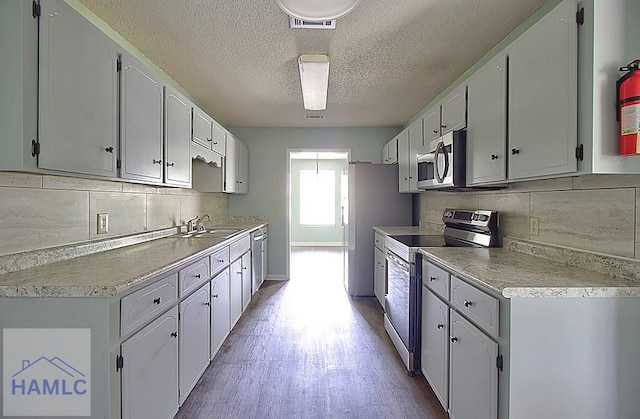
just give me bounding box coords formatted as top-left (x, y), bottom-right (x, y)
top-left (298, 54), bottom-right (329, 111)
top-left (276, 0), bottom-right (360, 21)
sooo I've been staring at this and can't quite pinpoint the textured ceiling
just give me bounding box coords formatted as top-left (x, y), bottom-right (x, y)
top-left (78, 0), bottom-right (546, 128)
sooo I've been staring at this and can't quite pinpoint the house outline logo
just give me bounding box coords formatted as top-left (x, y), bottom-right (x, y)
top-left (11, 355), bottom-right (88, 396)
top-left (3, 328), bottom-right (91, 416)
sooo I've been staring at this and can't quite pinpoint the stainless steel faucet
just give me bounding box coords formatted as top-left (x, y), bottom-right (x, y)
top-left (186, 216), bottom-right (199, 233)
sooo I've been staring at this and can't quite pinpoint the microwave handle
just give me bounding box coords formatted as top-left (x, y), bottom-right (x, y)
top-left (434, 141), bottom-right (449, 183)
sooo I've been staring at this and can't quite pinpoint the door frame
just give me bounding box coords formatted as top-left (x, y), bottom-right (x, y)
top-left (285, 148), bottom-right (351, 281)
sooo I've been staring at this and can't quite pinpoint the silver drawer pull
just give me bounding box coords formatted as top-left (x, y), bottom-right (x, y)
top-left (437, 324), bottom-right (444, 329)
top-left (450, 336), bottom-right (458, 343)
top-left (195, 274), bottom-right (201, 279)
top-left (153, 297), bottom-right (161, 305)
top-left (464, 300), bottom-right (473, 307)
top-left (430, 276), bottom-right (437, 281)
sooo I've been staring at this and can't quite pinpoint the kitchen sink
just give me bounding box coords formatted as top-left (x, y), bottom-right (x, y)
top-left (177, 228), bottom-right (242, 239)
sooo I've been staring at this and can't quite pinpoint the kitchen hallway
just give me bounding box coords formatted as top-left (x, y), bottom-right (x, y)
top-left (176, 247), bottom-right (447, 418)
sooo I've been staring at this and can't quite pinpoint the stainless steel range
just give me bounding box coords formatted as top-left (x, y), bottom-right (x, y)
top-left (384, 209), bottom-right (499, 374)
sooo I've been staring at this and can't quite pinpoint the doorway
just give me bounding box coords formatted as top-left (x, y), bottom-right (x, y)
top-left (286, 149), bottom-right (350, 282)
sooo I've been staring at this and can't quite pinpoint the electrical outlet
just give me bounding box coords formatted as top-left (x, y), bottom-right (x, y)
top-left (97, 213), bottom-right (109, 235)
top-left (530, 217), bottom-right (539, 236)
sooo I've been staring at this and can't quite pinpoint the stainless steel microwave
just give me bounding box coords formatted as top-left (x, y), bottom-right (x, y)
top-left (417, 130), bottom-right (466, 189)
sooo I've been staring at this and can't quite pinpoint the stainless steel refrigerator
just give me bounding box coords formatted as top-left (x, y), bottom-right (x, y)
top-left (342, 162), bottom-right (412, 296)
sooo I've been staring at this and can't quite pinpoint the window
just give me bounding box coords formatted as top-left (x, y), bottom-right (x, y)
top-left (299, 170), bottom-right (335, 225)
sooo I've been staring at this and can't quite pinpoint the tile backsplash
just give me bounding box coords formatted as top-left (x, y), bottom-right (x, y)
top-left (419, 175), bottom-right (640, 259)
top-left (0, 172), bottom-right (228, 257)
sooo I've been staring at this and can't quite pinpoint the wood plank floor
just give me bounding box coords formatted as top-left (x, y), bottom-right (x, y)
top-left (176, 247), bottom-right (448, 419)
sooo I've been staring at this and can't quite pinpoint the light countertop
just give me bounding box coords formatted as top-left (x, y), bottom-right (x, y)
top-left (420, 246), bottom-right (640, 298)
top-left (0, 222), bottom-right (264, 298)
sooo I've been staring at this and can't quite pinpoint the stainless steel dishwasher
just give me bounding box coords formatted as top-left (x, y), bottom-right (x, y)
top-left (251, 227), bottom-right (267, 294)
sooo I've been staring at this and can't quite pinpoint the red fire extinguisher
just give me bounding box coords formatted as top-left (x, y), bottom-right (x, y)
top-left (617, 60), bottom-right (640, 155)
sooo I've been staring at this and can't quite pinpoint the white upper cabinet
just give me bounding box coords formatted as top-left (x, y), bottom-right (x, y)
top-left (38, 0), bottom-right (118, 178)
top-left (508, 0), bottom-right (577, 180)
top-left (422, 107), bottom-right (441, 144)
top-left (466, 54), bottom-right (508, 185)
top-left (192, 107), bottom-right (213, 149)
top-left (397, 129), bottom-right (411, 193)
top-left (212, 122), bottom-right (227, 156)
top-left (237, 140), bottom-right (249, 194)
top-left (224, 134), bottom-right (238, 193)
top-left (223, 133), bottom-right (249, 194)
top-left (407, 119), bottom-right (424, 192)
top-left (440, 86), bottom-right (467, 135)
top-left (383, 137), bottom-right (398, 164)
top-left (120, 52), bottom-right (164, 183)
top-left (164, 87), bottom-right (192, 188)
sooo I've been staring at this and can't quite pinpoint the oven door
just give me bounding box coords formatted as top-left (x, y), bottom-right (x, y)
top-left (385, 249), bottom-right (411, 349)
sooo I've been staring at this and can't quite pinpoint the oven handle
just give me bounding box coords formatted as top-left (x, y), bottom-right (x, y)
top-left (434, 141), bottom-right (449, 184)
top-left (385, 250), bottom-right (410, 275)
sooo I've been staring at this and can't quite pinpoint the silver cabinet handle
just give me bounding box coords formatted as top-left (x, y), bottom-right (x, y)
top-left (464, 300), bottom-right (473, 307)
top-left (450, 336), bottom-right (458, 343)
top-left (153, 159), bottom-right (162, 164)
top-left (511, 148), bottom-right (520, 155)
top-left (491, 154), bottom-right (499, 160)
top-left (437, 324), bottom-right (444, 329)
top-left (166, 162), bottom-right (175, 167)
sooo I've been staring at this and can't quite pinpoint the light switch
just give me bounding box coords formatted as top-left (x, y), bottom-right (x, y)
top-left (97, 213), bottom-right (109, 234)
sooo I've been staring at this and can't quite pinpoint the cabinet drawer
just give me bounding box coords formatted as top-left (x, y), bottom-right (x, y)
top-left (374, 233), bottom-right (385, 250)
top-left (229, 235), bottom-right (250, 261)
top-left (121, 273), bottom-right (178, 337)
top-left (210, 246), bottom-right (230, 275)
top-left (179, 257), bottom-right (210, 297)
top-left (423, 261), bottom-right (450, 300)
top-left (450, 275), bottom-right (499, 338)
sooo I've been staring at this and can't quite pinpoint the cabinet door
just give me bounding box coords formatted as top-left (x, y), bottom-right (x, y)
top-left (422, 107), bottom-right (441, 144)
top-left (508, 0), bottom-right (577, 180)
top-left (383, 138), bottom-right (398, 164)
top-left (193, 107), bottom-right (213, 149)
top-left (466, 54), bottom-right (507, 185)
top-left (230, 258), bottom-right (243, 327)
top-left (397, 130), bottom-right (411, 193)
top-left (421, 286), bottom-right (449, 410)
top-left (120, 53), bottom-right (163, 183)
top-left (179, 284), bottom-right (210, 405)
top-left (224, 134), bottom-right (238, 193)
top-left (121, 306), bottom-right (178, 419)
top-left (241, 251), bottom-right (252, 310)
top-left (408, 119), bottom-right (423, 192)
top-left (262, 238), bottom-right (268, 283)
top-left (441, 86), bottom-right (467, 135)
top-left (237, 140), bottom-right (249, 194)
top-left (449, 311), bottom-right (498, 419)
top-left (164, 87), bottom-right (192, 187)
top-left (374, 247), bottom-right (386, 307)
top-left (38, 0), bottom-right (118, 177)
top-left (210, 268), bottom-right (230, 359)
top-left (212, 122), bottom-right (227, 156)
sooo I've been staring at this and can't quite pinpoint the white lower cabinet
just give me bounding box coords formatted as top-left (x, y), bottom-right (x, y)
top-left (230, 257), bottom-right (243, 328)
top-left (421, 286), bottom-right (449, 410)
top-left (210, 268), bottom-right (231, 359)
top-left (422, 260), bottom-right (500, 419)
top-left (449, 311), bottom-right (498, 419)
top-left (121, 306), bottom-right (179, 419)
top-left (242, 251), bottom-right (252, 311)
top-left (178, 283), bottom-right (210, 405)
top-left (374, 246), bottom-right (386, 307)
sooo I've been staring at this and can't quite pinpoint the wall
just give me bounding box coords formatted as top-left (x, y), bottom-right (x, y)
top-left (419, 174), bottom-right (640, 259)
top-left (0, 172), bottom-right (228, 257)
top-left (228, 127), bottom-right (401, 278)
top-left (290, 158), bottom-right (347, 246)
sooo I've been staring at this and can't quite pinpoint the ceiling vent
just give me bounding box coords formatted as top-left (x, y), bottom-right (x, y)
top-left (305, 114), bottom-right (325, 120)
top-left (290, 17), bottom-right (336, 29)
